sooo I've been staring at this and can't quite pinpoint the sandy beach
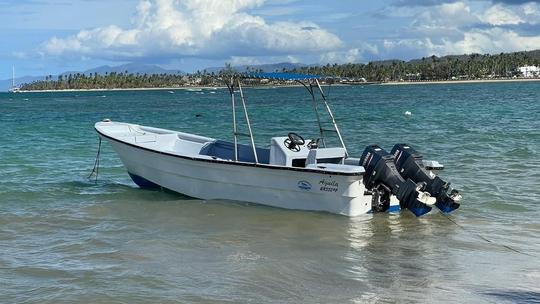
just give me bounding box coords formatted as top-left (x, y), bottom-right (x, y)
top-left (15, 83), bottom-right (318, 93)
top-left (16, 86), bottom-right (227, 93)
top-left (381, 78), bottom-right (540, 85)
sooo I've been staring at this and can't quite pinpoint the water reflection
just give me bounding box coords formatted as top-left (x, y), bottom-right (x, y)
top-left (344, 213), bottom-right (460, 302)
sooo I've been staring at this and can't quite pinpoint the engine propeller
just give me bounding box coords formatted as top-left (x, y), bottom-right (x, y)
top-left (360, 145), bottom-right (433, 216)
top-left (391, 144), bottom-right (461, 213)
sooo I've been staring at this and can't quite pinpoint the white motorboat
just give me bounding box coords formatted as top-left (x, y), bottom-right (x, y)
top-left (95, 73), bottom-right (461, 216)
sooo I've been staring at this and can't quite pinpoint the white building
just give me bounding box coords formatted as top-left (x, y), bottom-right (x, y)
top-left (519, 66), bottom-right (540, 78)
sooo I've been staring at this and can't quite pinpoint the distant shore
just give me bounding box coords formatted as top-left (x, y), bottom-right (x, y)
top-left (16, 86), bottom-right (227, 93)
top-left (10, 77), bottom-right (540, 92)
top-left (381, 78), bottom-right (540, 85)
top-left (14, 84), bottom-right (319, 93)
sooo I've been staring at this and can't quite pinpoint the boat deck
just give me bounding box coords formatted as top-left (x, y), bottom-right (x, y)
top-left (95, 121), bottom-right (365, 175)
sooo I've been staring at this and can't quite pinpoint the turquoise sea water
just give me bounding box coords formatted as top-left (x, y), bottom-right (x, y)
top-left (1, 83), bottom-right (539, 303)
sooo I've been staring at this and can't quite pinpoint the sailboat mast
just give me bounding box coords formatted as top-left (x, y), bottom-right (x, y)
top-left (12, 66), bottom-right (15, 88)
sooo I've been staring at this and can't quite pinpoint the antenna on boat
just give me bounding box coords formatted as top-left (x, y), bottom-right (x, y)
top-left (226, 76), bottom-right (259, 163)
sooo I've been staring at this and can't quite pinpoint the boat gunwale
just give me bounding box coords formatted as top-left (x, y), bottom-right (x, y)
top-left (95, 127), bottom-right (363, 177)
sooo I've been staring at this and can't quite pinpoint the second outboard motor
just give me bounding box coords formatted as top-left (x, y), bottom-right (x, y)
top-left (391, 144), bottom-right (461, 213)
top-left (360, 145), bottom-right (434, 216)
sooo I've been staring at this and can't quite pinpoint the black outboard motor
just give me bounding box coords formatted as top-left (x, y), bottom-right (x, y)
top-left (391, 144), bottom-right (460, 213)
top-left (360, 145), bottom-right (433, 216)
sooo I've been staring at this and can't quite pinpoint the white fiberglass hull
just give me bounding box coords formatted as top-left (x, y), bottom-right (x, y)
top-left (96, 121), bottom-right (391, 216)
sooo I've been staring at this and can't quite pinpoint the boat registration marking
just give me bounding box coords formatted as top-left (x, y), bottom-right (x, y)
top-left (319, 179), bottom-right (339, 192)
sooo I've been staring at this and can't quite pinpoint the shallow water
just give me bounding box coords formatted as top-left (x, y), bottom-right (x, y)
top-left (1, 83), bottom-right (539, 303)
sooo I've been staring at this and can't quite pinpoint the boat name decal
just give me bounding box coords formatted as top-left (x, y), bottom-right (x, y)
top-left (297, 180), bottom-right (312, 191)
top-left (319, 179), bottom-right (338, 192)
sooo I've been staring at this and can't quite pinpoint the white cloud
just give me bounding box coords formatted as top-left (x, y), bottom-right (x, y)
top-left (383, 1), bottom-right (540, 59)
top-left (413, 2), bottom-right (479, 28)
top-left (383, 38), bottom-right (431, 52)
top-left (286, 55), bottom-right (299, 63)
top-left (522, 3), bottom-right (539, 16)
top-left (384, 28), bottom-right (540, 57)
top-left (320, 45), bottom-right (379, 64)
top-left (452, 28), bottom-right (540, 54)
top-left (481, 4), bottom-right (523, 25)
top-left (226, 54), bottom-right (301, 66)
top-left (229, 56), bottom-right (261, 66)
top-left (41, 0), bottom-right (342, 61)
top-left (519, 2), bottom-right (540, 24)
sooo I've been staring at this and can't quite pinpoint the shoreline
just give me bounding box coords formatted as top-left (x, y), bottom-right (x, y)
top-left (15, 86), bottom-right (228, 93)
top-left (13, 84), bottom-right (315, 93)
top-left (9, 77), bottom-right (540, 92)
top-left (381, 78), bottom-right (540, 85)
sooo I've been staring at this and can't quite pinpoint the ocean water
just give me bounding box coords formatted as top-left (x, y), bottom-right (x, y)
top-left (1, 83), bottom-right (539, 303)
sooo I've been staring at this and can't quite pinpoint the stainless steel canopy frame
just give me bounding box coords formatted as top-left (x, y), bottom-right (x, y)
top-left (226, 73), bottom-right (348, 164)
top-left (226, 76), bottom-right (259, 163)
top-left (300, 78), bottom-right (348, 157)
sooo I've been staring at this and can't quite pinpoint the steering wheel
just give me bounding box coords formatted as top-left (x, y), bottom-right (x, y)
top-left (284, 132), bottom-right (305, 152)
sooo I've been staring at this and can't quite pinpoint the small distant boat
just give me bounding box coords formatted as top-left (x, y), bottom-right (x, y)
top-left (95, 73), bottom-right (461, 216)
top-left (8, 66), bottom-right (20, 93)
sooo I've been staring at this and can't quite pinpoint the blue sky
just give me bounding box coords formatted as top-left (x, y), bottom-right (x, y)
top-left (1, 0), bottom-right (540, 79)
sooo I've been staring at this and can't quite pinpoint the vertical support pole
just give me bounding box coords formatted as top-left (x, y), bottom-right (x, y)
top-left (310, 82), bottom-right (326, 148)
top-left (229, 77), bottom-right (238, 161)
top-left (315, 79), bottom-right (348, 156)
top-left (299, 80), bottom-right (326, 148)
top-left (237, 80), bottom-right (259, 163)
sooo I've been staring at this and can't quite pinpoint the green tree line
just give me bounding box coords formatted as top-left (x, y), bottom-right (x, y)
top-left (20, 71), bottom-right (219, 91)
top-left (292, 51), bottom-right (540, 81)
top-left (20, 50), bottom-right (540, 90)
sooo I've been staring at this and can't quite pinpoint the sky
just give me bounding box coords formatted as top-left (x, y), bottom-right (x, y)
top-left (1, 0), bottom-right (540, 79)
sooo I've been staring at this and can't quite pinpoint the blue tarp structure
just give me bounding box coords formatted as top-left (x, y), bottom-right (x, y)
top-left (242, 72), bottom-right (324, 81)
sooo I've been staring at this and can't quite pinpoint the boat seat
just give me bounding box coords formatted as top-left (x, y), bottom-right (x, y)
top-left (199, 140), bottom-right (270, 163)
top-left (306, 147), bottom-right (346, 165)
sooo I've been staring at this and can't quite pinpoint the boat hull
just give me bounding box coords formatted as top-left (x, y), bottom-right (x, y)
top-left (103, 137), bottom-right (373, 216)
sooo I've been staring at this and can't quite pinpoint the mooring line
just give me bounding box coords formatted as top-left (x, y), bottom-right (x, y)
top-left (88, 137), bottom-right (102, 183)
top-left (441, 213), bottom-right (535, 257)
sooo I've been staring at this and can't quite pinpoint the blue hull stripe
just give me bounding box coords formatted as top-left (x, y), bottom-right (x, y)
top-left (128, 172), bottom-right (161, 189)
top-left (388, 205), bottom-right (400, 212)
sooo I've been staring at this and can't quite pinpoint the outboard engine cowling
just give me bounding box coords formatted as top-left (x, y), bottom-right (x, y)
top-left (360, 145), bottom-right (433, 216)
top-left (391, 144), bottom-right (461, 213)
